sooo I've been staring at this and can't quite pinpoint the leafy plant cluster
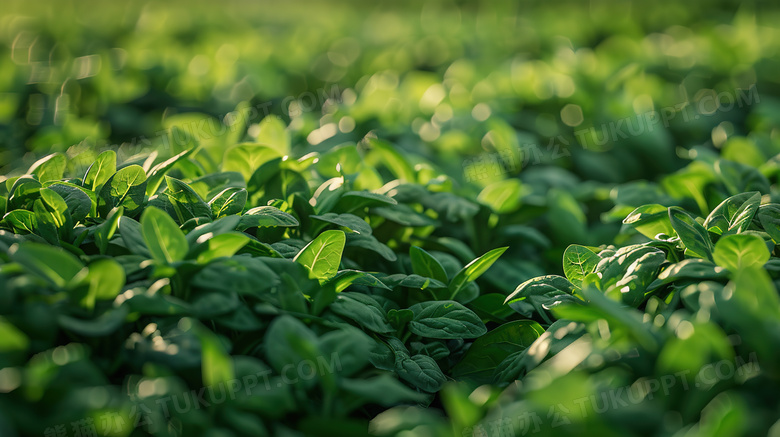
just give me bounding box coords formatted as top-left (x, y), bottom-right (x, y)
top-left (2, 1), bottom-right (780, 437)
top-left (0, 115), bottom-right (570, 436)
top-left (3, 108), bottom-right (780, 436)
top-left (373, 152), bottom-right (780, 436)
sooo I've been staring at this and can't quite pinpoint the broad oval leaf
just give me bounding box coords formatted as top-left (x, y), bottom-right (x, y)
top-left (192, 256), bottom-right (279, 296)
top-left (164, 176), bottom-right (213, 223)
top-left (410, 246), bottom-right (448, 283)
top-left (623, 204), bottom-right (675, 239)
top-left (8, 242), bottom-right (84, 287)
top-left (84, 150), bottom-right (117, 192)
top-left (28, 153), bottom-right (66, 183)
top-left (758, 203), bottom-right (780, 244)
top-left (70, 259), bottom-right (126, 309)
top-left (345, 233), bottom-right (397, 261)
top-left (477, 179), bottom-right (524, 213)
top-left (3, 210), bottom-right (37, 234)
top-left (47, 182), bottom-right (93, 223)
top-left (408, 300), bottom-right (487, 339)
top-left (98, 165), bottom-right (147, 217)
top-left (394, 354), bottom-right (447, 393)
top-left (562, 244), bottom-right (600, 287)
top-left (294, 230), bottom-right (345, 281)
top-left (140, 206), bottom-right (188, 264)
top-left (209, 187), bottom-right (247, 218)
top-left (329, 292), bottom-right (393, 333)
top-left (193, 232), bottom-right (250, 264)
top-left (712, 234), bottom-right (770, 272)
top-left (452, 320), bottom-right (544, 382)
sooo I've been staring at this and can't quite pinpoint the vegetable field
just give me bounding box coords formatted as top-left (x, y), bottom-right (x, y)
top-left (1, 1), bottom-right (780, 436)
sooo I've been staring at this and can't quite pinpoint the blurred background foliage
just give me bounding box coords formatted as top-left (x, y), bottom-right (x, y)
top-left (2, 0), bottom-right (779, 182)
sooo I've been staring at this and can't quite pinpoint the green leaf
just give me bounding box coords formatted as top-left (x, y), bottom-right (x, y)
top-left (669, 206), bottom-right (714, 261)
top-left (345, 233), bottom-right (397, 261)
top-left (263, 315), bottom-right (320, 375)
top-left (504, 275), bottom-right (578, 319)
top-left (224, 144), bottom-right (281, 182)
top-left (47, 182), bottom-right (93, 223)
top-left (366, 138), bottom-right (416, 182)
top-left (330, 292), bottom-right (394, 333)
top-left (336, 190), bottom-right (398, 213)
top-left (311, 213), bottom-right (372, 235)
top-left (294, 230), bottom-right (345, 281)
top-left (452, 320), bottom-right (544, 382)
top-left (28, 153), bottom-right (66, 183)
top-left (326, 270), bottom-right (390, 293)
top-left (32, 199), bottom-right (60, 244)
top-left (394, 353), bottom-right (446, 393)
top-left (0, 317), bottom-right (29, 352)
top-left (38, 188), bottom-right (74, 240)
top-left (95, 206), bottom-right (123, 255)
top-left (97, 165), bottom-right (147, 217)
top-left (387, 308), bottom-right (415, 331)
top-left (656, 319), bottom-right (734, 379)
top-left (477, 179), bottom-right (524, 213)
top-left (758, 203), bottom-right (780, 244)
top-left (623, 204), bottom-right (675, 239)
top-left (237, 206), bottom-right (299, 231)
top-left (410, 246), bottom-right (448, 283)
top-left (145, 149), bottom-right (192, 196)
top-left (371, 204), bottom-right (438, 227)
top-left (712, 234), bottom-right (770, 272)
top-left (70, 259), bottom-right (126, 310)
top-left (164, 176), bottom-right (212, 223)
top-left (117, 216), bottom-right (152, 258)
top-left (548, 188), bottom-right (588, 245)
top-left (319, 326), bottom-right (375, 377)
top-left (449, 247), bottom-right (508, 298)
top-left (255, 115), bottom-right (290, 155)
top-left (651, 259), bottom-right (728, 288)
top-left (191, 319), bottom-right (235, 386)
top-left (7, 176), bottom-right (42, 211)
top-left (140, 206), bottom-right (188, 264)
top-left (555, 285), bottom-right (658, 351)
top-left (425, 192), bottom-right (479, 222)
top-left (317, 143), bottom-right (363, 177)
top-left (562, 244), bottom-right (600, 287)
top-left (192, 256), bottom-right (279, 296)
top-left (703, 192), bottom-right (760, 235)
top-left (209, 187), bottom-right (247, 218)
top-left (8, 242), bottom-right (84, 287)
top-left (84, 150), bottom-right (117, 192)
top-left (185, 215), bottom-right (241, 246)
top-left (715, 159), bottom-right (770, 196)
top-left (408, 300), bottom-right (486, 339)
top-left (715, 267), bottom-right (780, 364)
top-left (596, 245), bottom-right (666, 306)
top-left (339, 375), bottom-right (428, 405)
top-left (57, 306), bottom-right (129, 337)
top-left (379, 273), bottom-right (447, 290)
top-left (468, 293), bottom-right (517, 323)
top-left (3, 210), bottom-right (37, 234)
top-left (193, 232), bottom-right (250, 264)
